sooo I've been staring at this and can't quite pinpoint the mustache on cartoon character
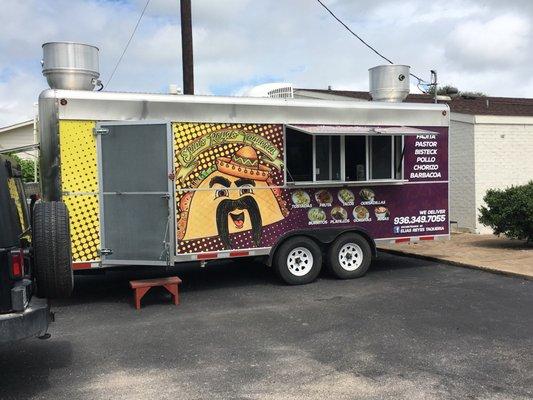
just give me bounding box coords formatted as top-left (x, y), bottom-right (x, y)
top-left (216, 195), bottom-right (262, 249)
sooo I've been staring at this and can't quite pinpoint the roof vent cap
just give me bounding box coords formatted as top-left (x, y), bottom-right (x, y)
top-left (244, 83), bottom-right (294, 98)
top-left (369, 65), bottom-right (410, 102)
top-left (42, 42), bottom-right (101, 90)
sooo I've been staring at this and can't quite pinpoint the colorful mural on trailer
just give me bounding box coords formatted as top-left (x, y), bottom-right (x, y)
top-left (173, 123), bottom-right (288, 254)
top-left (174, 123), bottom-right (449, 254)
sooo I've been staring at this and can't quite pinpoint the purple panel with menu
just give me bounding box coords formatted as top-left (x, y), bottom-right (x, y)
top-left (175, 123), bottom-right (448, 254)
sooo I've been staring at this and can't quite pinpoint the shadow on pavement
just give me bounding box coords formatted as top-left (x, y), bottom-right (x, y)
top-left (0, 340), bottom-right (73, 399)
top-left (55, 252), bottom-right (427, 308)
top-left (469, 238), bottom-right (532, 250)
top-left (56, 259), bottom-right (280, 308)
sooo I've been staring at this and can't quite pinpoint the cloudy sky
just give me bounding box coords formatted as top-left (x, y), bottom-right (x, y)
top-left (0, 0), bottom-right (532, 126)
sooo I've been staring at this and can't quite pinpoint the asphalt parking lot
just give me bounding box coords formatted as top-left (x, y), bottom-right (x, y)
top-left (1, 253), bottom-right (532, 400)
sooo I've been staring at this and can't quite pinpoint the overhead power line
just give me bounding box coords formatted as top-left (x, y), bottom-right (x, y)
top-left (315, 0), bottom-right (426, 84)
top-left (106, 0), bottom-right (151, 88)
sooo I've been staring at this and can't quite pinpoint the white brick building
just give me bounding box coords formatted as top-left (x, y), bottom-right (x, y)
top-left (295, 89), bottom-right (533, 233)
top-left (455, 114), bottom-right (533, 233)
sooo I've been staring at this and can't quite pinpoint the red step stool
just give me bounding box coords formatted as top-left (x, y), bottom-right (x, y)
top-left (129, 276), bottom-right (182, 310)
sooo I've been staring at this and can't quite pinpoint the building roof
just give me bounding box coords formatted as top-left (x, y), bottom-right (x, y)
top-left (298, 89), bottom-right (533, 117)
top-left (0, 119), bottom-right (33, 134)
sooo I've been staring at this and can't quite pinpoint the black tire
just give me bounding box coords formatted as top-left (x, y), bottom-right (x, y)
top-left (327, 233), bottom-right (372, 279)
top-left (274, 236), bottom-right (322, 285)
top-left (33, 202), bottom-right (73, 298)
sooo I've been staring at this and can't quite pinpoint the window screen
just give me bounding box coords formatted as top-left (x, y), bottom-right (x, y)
top-left (286, 129), bottom-right (313, 182)
top-left (285, 127), bottom-right (404, 184)
top-left (345, 136), bottom-right (366, 181)
top-left (394, 136), bottom-right (403, 180)
top-left (316, 136), bottom-right (341, 181)
top-left (331, 136), bottom-right (341, 180)
top-left (370, 136), bottom-right (392, 179)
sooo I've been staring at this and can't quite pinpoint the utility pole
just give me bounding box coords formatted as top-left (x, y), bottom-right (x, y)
top-left (180, 0), bottom-right (194, 95)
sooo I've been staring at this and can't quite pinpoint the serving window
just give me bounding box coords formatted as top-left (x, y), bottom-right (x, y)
top-left (286, 127), bottom-right (313, 182)
top-left (344, 136), bottom-right (366, 181)
top-left (285, 124), bottom-right (431, 185)
top-left (316, 136), bottom-right (341, 181)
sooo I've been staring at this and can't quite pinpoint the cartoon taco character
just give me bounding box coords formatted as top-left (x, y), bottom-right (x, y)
top-left (178, 145), bottom-right (287, 249)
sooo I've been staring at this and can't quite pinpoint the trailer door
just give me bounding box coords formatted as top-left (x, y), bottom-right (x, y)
top-left (97, 122), bottom-right (174, 266)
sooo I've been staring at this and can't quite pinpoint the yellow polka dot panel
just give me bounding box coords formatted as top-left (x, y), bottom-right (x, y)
top-left (59, 120), bottom-right (100, 262)
top-left (63, 195), bottom-right (100, 262)
top-left (59, 120), bottom-right (98, 193)
top-left (7, 178), bottom-right (26, 231)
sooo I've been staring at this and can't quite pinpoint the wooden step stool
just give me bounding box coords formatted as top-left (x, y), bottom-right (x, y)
top-left (129, 276), bottom-right (182, 310)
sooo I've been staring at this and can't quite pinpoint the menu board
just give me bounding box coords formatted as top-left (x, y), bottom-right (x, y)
top-left (411, 134), bottom-right (440, 179)
top-left (286, 183), bottom-right (448, 239)
top-left (285, 125), bottom-right (450, 239)
top-left (290, 187), bottom-right (390, 226)
top-left (404, 129), bottom-right (448, 182)
top-left (174, 122), bottom-right (449, 254)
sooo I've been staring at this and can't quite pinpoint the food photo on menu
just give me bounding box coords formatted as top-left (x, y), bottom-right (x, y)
top-left (359, 188), bottom-right (375, 202)
top-left (315, 189), bottom-right (333, 205)
top-left (331, 206), bottom-right (348, 222)
top-left (291, 190), bottom-right (311, 207)
top-left (307, 207), bottom-right (327, 224)
top-left (374, 206), bottom-right (390, 221)
top-left (353, 205), bottom-right (370, 222)
top-left (338, 189), bottom-right (355, 205)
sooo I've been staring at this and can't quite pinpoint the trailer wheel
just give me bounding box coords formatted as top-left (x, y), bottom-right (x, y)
top-left (33, 202), bottom-right (74, 299)
top-left (327, 233), bottom-right (371, 279)
top-left (274, 236), bottom-right (322, 285)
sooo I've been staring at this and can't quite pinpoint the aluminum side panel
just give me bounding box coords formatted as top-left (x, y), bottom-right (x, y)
top-left (97, 122), bottom-right (173, 264)
top-left (38, 95), bottom-right (60, 201)
top-left (43, 89), bottom-right (449, 127)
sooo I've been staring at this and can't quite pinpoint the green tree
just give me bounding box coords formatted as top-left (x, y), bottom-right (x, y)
top-left (7, 153), bottom-right (39, 183)
top-left (478, 182), bottom-right (533, 242)
top-left (427, 85), bottom-right (485, 97)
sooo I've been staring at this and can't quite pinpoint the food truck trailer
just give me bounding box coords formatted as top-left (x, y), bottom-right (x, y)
top-left (23, 43), bottom-right (450, 297)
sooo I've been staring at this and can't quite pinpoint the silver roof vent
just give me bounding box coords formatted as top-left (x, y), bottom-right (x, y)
top-left (42, 42), bottom-right (101, 91)
top-left (369, 65), bottom-right (410, 102)
top-left (244, 83), bottom-right (294, 98)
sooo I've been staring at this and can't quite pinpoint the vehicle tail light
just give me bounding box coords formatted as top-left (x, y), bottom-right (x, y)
top-left (10, 250), bottom-right (24, 279)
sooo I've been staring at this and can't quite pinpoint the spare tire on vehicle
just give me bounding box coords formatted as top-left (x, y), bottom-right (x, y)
top-left (33, 201), bottom-right (73, 298)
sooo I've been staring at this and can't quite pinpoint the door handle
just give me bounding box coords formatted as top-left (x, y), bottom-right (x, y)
top-left (161, 193), bottom-right (171, 199)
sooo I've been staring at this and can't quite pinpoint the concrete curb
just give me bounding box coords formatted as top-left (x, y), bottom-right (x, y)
top-left (378, 248), bottom-right (533, 281)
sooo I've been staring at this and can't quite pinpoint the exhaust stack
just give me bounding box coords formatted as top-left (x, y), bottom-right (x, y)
top-left (42, 42), bottom-right (101, 91)
top-left (369, 65), bottom-right (410, 102)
